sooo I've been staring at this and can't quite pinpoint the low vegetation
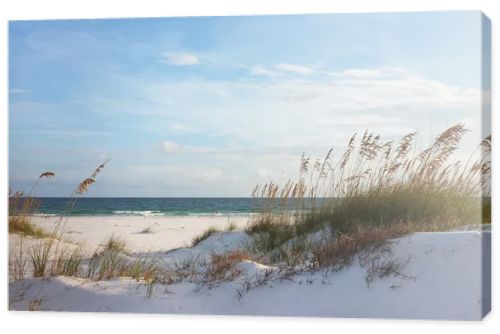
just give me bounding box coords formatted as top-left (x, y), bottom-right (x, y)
top-left (51, 246), bottom-right (85, 277)
top-left (199, 250), bottom-right (249, 286)
top-left (247, 124), bottom-right (491, 274)
top-left (190, 222), bottom-right (240, 247)
top-left (9, 237), bottom-right (28, 281)
top-left (86, 237), bottom-right (159, 283)
top-left (9, 191), bottom-right (50, 238)
top-left (8, 162), bottom-right (170, 298)
top-left (191, 227), bottom-right (220, 247)
top-left (103, 235), bottom-right (127, 253)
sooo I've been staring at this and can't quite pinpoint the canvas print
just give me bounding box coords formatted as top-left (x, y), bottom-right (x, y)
top-left (8, 11), bottom-right (491, 320)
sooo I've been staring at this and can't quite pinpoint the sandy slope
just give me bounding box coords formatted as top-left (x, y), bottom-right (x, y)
top-left (9, 215), bottom-right (490, 320)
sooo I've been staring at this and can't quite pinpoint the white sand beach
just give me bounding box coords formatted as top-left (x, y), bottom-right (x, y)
top-left (8, 215), bottom-right (490, 320)
top-left (25, 215), bottom-right (251, 252)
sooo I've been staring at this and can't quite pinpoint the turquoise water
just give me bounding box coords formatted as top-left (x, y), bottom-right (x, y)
top-left (34, 197), bottom-right (265, 216)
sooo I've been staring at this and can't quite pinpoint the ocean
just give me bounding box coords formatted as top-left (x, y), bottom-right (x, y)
top-left (34, 197), bottom-right (265, 217)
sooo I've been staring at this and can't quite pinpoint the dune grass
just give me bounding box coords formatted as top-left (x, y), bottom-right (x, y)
top-left (51, 246), bottom-right (85, 277)
top-left (199, 250), bottom-right (249, 286)
top-left (9, 216), bottom-right (47, 238)
top-left (191, 222), bottom-right (240, 247)
top-left (103, 235), bottom-right (127, 253)
top-left (9, 162), bottom-right (168, 297)
top-left (9, 172), bottom-right (56, 237)
top-left (9, 191), bottom-right (49, 238)
top-left (9, 237), bottom-right (28, 281)
top-left (248, 124), bottom-right (491, 269)
top-left (191, 227), bottom-right (220, 247)
top-left (9, 162), bottom-right (109, 279)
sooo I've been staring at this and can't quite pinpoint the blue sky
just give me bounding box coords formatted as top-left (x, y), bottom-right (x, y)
top-left (9, 12), bottom-right (488, 197)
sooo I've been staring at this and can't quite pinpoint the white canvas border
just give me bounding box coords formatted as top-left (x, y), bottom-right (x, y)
top-left (0, 1), bottom-right (498, 333)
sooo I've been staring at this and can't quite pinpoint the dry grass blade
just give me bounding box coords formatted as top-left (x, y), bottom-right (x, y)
top-left (39, 172), bottom-right (55, 179)
top-left (77, 178), bottom-right (96, 194)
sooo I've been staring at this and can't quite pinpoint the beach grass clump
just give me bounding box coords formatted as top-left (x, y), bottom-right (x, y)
top-left (51, 246), bottom-right (85, 277)
top-left (199, 250), bottom-right (248, 285)
top-left (9, 172), bottom-right (55, 237)
top-left (268, 235), bottom-right (313, 267)
top-left (9, 192), bottom-right (47, 238)
top-left (86, 236), bottom-right (162, 284)
top-left (247, 222), bottom-right (296, 255)
top-left (9, 216), bottom-right (47, 238)
top-left (103, 235), bottom-right (127, 253)
top-left (362, 252), bottom-right (411, 287)
top-left (86, 241), bottom-right (129, 280)
top-left (191, 226), bottom-right (220, 247)
top-left (11, 162), bottom-right (108, 280)
top-left (165, 256), bottom-right (203, 284)
top-left (9, 238), bottom-right (28, 282)
top-left (9, 161), bottom-right (169, 296)
top-left (190, 222), bottom-right (243, 248)
top-left (163, 251), bottom-right (250, 288)
top-left (87, 249), bottom-right (127, 280)
top-left (30, 239), bottom-right (52, 278)
top-left (225, 221), bottom-right (238, 232)
top-left (310, 223), bottom-right (410, 271)
top-left (248, 124), bottom-right (491, 269)
top-left (129, 256), bottom-right (160, 282)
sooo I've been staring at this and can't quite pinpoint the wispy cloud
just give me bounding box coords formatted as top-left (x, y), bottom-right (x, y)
top-left (276, 63), bottom-right (314, 75)
top-left (162, 52), bottom-right (200, 66)
top-left (162, 141), bottom-right (180, 153)
top-left (91, 66), bottom-right (480, 155)
top-left (251, 63), bottom-right (314, 77)
top-left (333, 67), bottom-right (408, 79)
top-left (250, 66), bottom-right (278, 76)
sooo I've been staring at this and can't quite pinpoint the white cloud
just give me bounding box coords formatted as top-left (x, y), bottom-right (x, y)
top-left (342, 69), bottom-right (382, 78)
top-left (275, 63), bottom-right (314, 75)
top-left (162, 52), bottom-right (200, 66)
top-left (162, 141), bottom-right (180, 153)
top-left (250, 66), bottom-right (278, 76)
top-left (251, 63), bottom-right (314, 77)
top-left (334, 67), bottom-right (411, 80)
top-left (106, 66), bottom-right (480, 154)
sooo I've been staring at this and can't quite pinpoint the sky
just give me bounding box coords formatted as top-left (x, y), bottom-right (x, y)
top-left (9, 11), bottom-right (489, 197)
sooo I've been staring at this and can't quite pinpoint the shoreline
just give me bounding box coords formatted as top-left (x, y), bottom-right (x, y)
top-left (29, 212), bottom-right (257, 218)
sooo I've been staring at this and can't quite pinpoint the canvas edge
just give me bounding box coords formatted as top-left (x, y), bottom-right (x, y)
top-left (480, 11), bottom-right (492, 320)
